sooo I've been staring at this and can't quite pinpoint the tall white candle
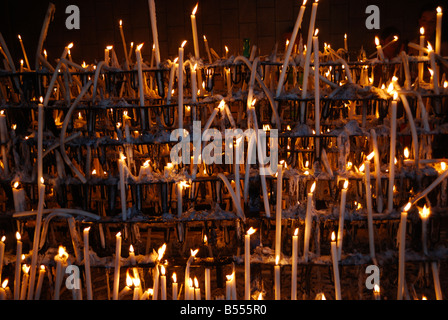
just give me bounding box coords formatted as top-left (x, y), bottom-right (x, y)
top-left (203, 35), bottom-right (213, 64)
top-left (275, 0), bottom-right (307, 98)
top-left (429, 49), bottom-right (440, 94)
top-left (119, 20), bottom-right (130, 68)
top-left (185, 248), bottom-right (198, 300)
top-left (291, 228), bottom-right (299, 300)
top-left (245, 227), bottom-right (256, 300)
top-left (235, 136), bottom-right (242, 209)
top-left (191, 4), bottom-right (200, 59)
top-left (34, 265), bottom-right (45, 300)
top-left (375, 36), bottom-right (385, 61)
top-left (435, 7), bottom-right (442, 55)
top-left (118, 153), bottom-right (127, 221)
top-left (194, 277), bottom-right (201, 300)
top-left (14, 232), bottom-right (22, 300)
top-left (337, 180), bottom-right (348, 260)
top-left (344, 33), bottom-right (348, 51)
top-left (313, 29), bottom-right (320, 154)
top-left (160, 265), bottom-right (167, 300)
top-left (17, 35), bottom-right (30, 70)
top-left (0, 110), bottom-right (8, 175)
top-left (274, 255), bottom-right (281, 300)
top-left (364, 161), bottom-right (376, 261)
top-left (304, 182), bottom-right (316, 262)
top-left (172, 273), bottom-right (178, 300)
top-left (226, 274), bottom-right (232, 300)
top-left (397, 202), bottom-right (411, 300)
top-left (191, 63), bottom-right (198, 103)
top-left (205, 268), bottom-right (211, 300)
top-left (83, 227), bottom-right (93, 300)
top-left (370, 130), bottom-right (383, 213)
top-left (388, 94), bottom-right (398, 213)
top-left (53, 246), bottom-right (68, 300)
top-left (148, 0), bottom-right (161, 66)
top-left (112, 232), bottom-right (122, 300)
top-left (275, 164), bottom-right (283, 259)
top-left (331, 232), bottom-right (342, 300)
top-left (419, 205), bottom-right (430, 255)
top-left (19, 264), bottom-right (29, 300)
top-left (0, 236), bottom-right (4, 281)
top-left (431, 262), bottom-right (443, 300)
top-left (167, 58), bottom-right (178, 104)
top-left (419, 27), bottom-right (425, 82)
top-left (178, 41), bottom-right (187, 129)
top-left (300, 0), bottom-right (319, 123)
top-left (12, 181), bottom-right (26, 213)
top-left (135, 43), bottom-right (145, 109)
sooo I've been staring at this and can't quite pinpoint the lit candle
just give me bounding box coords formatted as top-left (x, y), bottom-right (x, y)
top-left (112, 232), bottom-right (122, 300)
top-left (275, 0), bottom-right (307, 98)
top-left (235, 135), bottom-right (243, 211)
top-left (330, 231), bottom-right (342, 300)
top-left (300, 0), bottom-right (319, 123)
top-left (19, 264), bottom-right (29, 300)
top-left (388, 93), bottom-right (398, 213)
top-left (12, 181), bottom-right (26, 213)
top-left (274, 255), bottom-right (281, 300)
top-left (313, 29), bottom-right (320, 154)
top-left (160, 265), bottom-right (167, 300)
top-left (178, 40), bottom-right (187, 129)
top-left (370, 130), bottom-right (383, 213)
top-left (291, 228), bottom-right (299, 300)
top-left (164, 162), bottom-right (174, 178)
top-left (337, 180), bottom-right (348, 260)
top-left (138, 159), bottom-right (152, 181)
top-left (118, 20), bottom-right (130, 68)
top-left (118, 153), bottom-right (127, 221)
top-left (225, 273), bottom-right (233, 300)
top-left (0, 110), bottom-right (9, 175)
top-left (225, 67), bottom-right (232, 96)
top-left (419, 27), bottom-right (425, 82)
top-left (167, 57), bottom-right (178, 104)
top-left (304, 182), bottom-right (316, 262)
top-left (203, 35), bottom-right (213, 64)
top-left (132, 277), bottom-right (141, 300)
top-left (375, 36), bottom-right (385, 61)
top-left (373, 284), bottom-right (380, 300)
top-left (419, 205), bottom-right (430, 255)
top-left (428, 43), bottom-right (440, 94)
top-left (194, 277), bottom-right (201, 300)
top-left (14, 232), bottom-right (22, 300)
top-left (104, 45), bottom-right (112, 66)
top-left (148, 0), bottom-right (161, 66)
top-left (172, 273), bottom-right (178, 300)
top-left (83, 227), bottom-right (93, 300)
top-left (397, 202), bottom-right (411, 300)
top-left (344, 33), bottom-right (348, 51)
top-left (245, 227), bottom-right (256, 300)
top-left (275, 164), bottom-right (283, 259)
top-left (435, 7), bottom-right (442, 55)
top-left (191, 63), bottom-right (198, 103)
top-left (135, 43), bottom-right (145, 109)
top-left (0, 280), bottom-right (7, 300)
top-left (364, 161), bottom-right (376, 262)
top-left (431, 261), bottom-right (443, 300)
top-left (0, 236), bottom-right (4, 281)
top-left (54, 245), bottom-right (68, 300)
top-left (34, 265), bottom-right (45, 300)
top-left (205, 268), bottom-right (211, 300)
top-left (203, 99), bottom-right (224, 133)
top-left (190, 3), bottom-right (200, 59)
top-left (185, 248), bottom-right (198, 300)
top-left (17, 35), bottom-right (30, 70)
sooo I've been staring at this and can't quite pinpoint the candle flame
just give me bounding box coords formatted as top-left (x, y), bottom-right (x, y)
top-left (16, 232), bottom-right (21, 241)
top-left (190, 248), bottom-right (199, 257)
top-left (343, 179), bottom-right (349, 189)
top-left (359, 163), bottom-right (365, 172)
top-left (422, 295), bottom-right (427, 300)
top-left (393, 35), bottom-right (398, 41)
top-left (428, 68), bottom-right (434, 77)
top-left (158, 243), bottom-right (167, 260)
top-left (161, 265), bottom-right (166, 276)
top-left (133, 277), bottom-right (141, 287)
top-left (172, 272), bottom-right (177, 283)
top-left (18, 34), bottom-right (22, 40)
top-left (143, 159), bottom-right (150, 168)
top-left (427, 42), bottom-right (433, 52)
top-left (126, 270), bottom-right (133, 287)
top-left (22, 264), bottom-right (30, 274)
top-left (437, 6), bottom-right (442, 14)
top-left (203, 35), bottom-right (207, 41)
top-left (441, 162), bottom-right (447, 171)
top-left (225, 45), bottom-right (229, 53)
top-left (218, 99), bottom-right (226, 111)
top-left (294, 228), bottom-right (299, 236)
top-left (181, 40), bottom-right (187, 48)
top-left (189, 278), bottom-right (193, 287)
top-left (247, 227), bottom-right (256, 236)
top-left (194, 276), bottom-right (199, 288)
top-left (344, 33), bottom-right (347, 39)
top-left (375, 36), bottom-right (380, 46)
top-left (420, 204), bottom-right (430, 219)
top-left (314, 29), bottom-right (319, 37)
top-left (91, 169), bottom-right (97, 175)
top-left (1, 236), bottom-right (5, 242)
top-left (331, 231), bottom-right (336, 242)
top-left (129, 244), bottom-right (134, 253)
top-left (1, 279), bottom-right (7, 289)
top-left (403, 202), bottom-right (412, 212)
top-left (40, 265), bottom-right (45, 271)
top-left (275, 255), bottom-right (280, 265)
top-left (116, 231), bottom-right (121, 238)
top-left (58, 245), bottom-right (67, 258)
top-left (444, 81), bottom-right (448, 89)
top-left (67, 42), bottom-right (74, 49)
top-left (420, 27), bottom-right (425, 35)
top-left (13, 181), bottom-right (19, 189)
top-left (393, 91), bottom-right (398, 100)
top-left (374, 284), bottom-right (380, 294)
top-left (84, 226), bottom-right (90, 233)
top-left (192, 3), bottom-right (198, 15)
top-left (106, 45), bottom-right (113, 50)
top-left (251, 99), bottom-right (257, 106)
top-left (257, 292), bottom-right (263, 300)
top-left (136, 43), bottom-right (144, 51)
top-left (310, 181), bottom-right (316, 193)
top-left (404, 147), bottom-right (410, 159)
top-left (366, 151), bottom-right (375, 161)
top-left (119, 19), bottom-right (122, 26)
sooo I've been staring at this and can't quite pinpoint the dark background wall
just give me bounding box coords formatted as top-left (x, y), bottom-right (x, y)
top-left (0, 0), bottom-right (446, 66)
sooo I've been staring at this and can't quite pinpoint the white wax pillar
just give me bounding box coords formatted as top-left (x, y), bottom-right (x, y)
top-left (205, 268), bottom-right (211, 300)
top-left (178, 42), bottom-right (186, 129)
top-left (83, 227), bottom-right (93, 300)
top-left (370, 129), bottom-right (383, 213)
top-left (375, 37), bottom-right (385, 61)
top-left (135, 44), bottom-right (145, 108)
top-left (435, 7), bottom-right (442, 55)
top-left (191, 64), bottom-right (197, 103)
top-left (337, 180), bottom-right (348, 260)
top-left (172, 274), bottom-right (178, 300)
top-left (118, 155), bottom-right (127, 221)
top-left (275, 164), bottom-right (283, 259)
top-left (160, 267), bottom-right (167, 300)
top-left (203, 35), bottom-right (213, 64)
top-left (112, 232), bottom-right (122, 300)
top-left (419, 28), bottom-right (425, 82)
top-left (14, 233), bottom-right (22, 300)
top-left (364, 161), bottom-right (376, 261)
top-left (167, 59), bottom-right (178, 104)
top-left (191, 4), bottom-right (200, 59)
top-left (0, 237), bottom-right (4, 280)
top-left (274, 257), bottom-right (280, 300)
top-left (344, 33), bottom-right (348, 51)
top-left (397, 203), bottom-right (410, 300)
top-left (119, 21), bottom-right (130, 68)
top-left (304, 182), bottom-right (315, 262)
top-left (245, 228), bottom-right (255, 300)
top-left (0, 111), bottom-right (9, 175)
top-left (313, 30), bottom-right (320, 154)
top-left (12, 183), bottom-right (26, 212)
top-left (300, 0), bottom-right (319, 123)
top-left (388, 97), bottom-right (397, 213)
top-left (34, 265), bottom-right (45, 300)
top-left (20, 265), bottom-right (29, 300)
top-left (148, 0), bottom-right (161, 66)
top-left (291, 228), bottom-right (299, 300)
top-left (331, 233), bottom-right (342, 300)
